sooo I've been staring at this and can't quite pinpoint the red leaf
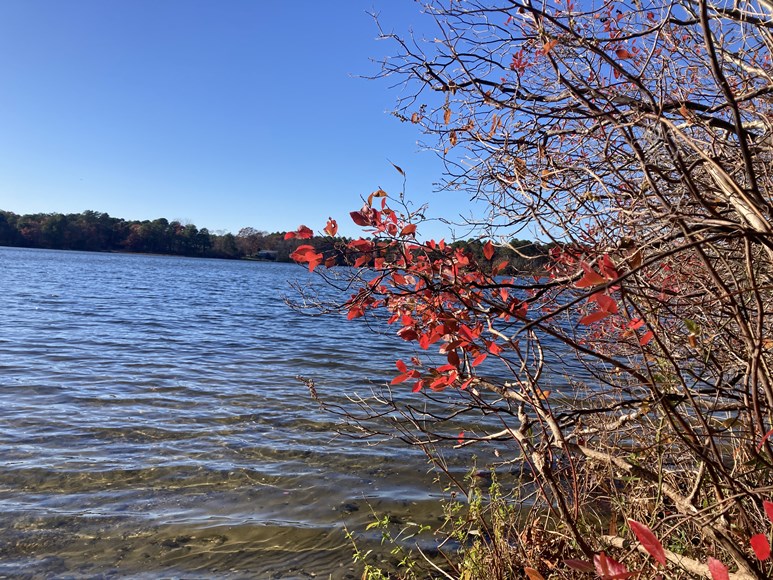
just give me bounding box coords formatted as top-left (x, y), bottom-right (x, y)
top-left (411, 380), bottom-right (424, 393)
top-left (346, 306), bottom-right (364, 320)
top-left (457, 431), bottom-right (465, 444)
top-left (286, 225), bottom-right (313, 240)
top-left (390, 373), bottom-right (409, 385)
top-left (350, 211), bottom-right (370, 227)
top-left (471, 353), bottom-right (487, 367)
top-left (600, 254), bottom-right (619, 279)
top-left (483, 241), bottom-right (495, 260)
top-left (492, 260), bottom-right (509, 275)
top-left (576, 262), bottom-right (607, 288)
top-left (396, 359), bottom-right (408, 374)
top-left (579, 310), bottom-right (611, 325)
top-left (594, 552), bottom-right (630, 579)
top-left (707, 557), bottom-right (729, 580)
top-left (289, 244), bottom-right (315, 260)
top-left (487, 341), bottom-right (503, 356)
top-left (639, 330), bottom-right (654, 346)
top-left (459, 325), bottom-right (479, 342)
top-left (323, 218), bottom-right (338, 237)
top-left (751, 533), bottom-right (771, 561)
top-left (397, 327), bottom-right (419, 342)
top-left (306, 255), bottom-right (323, 272)
top-left (616, 48), bottom-right (634, 59)
top-left (628, 318), bottom-right (646, 330)
top-left (447, 350), bottom-right (460, 367)
top-left (764, 500), bottom-right (773, 523)
top-left (758, 429), bottom-right (773, 451)
top-left (595, 293), bottom-right (619, 314)
top-left (628, 519), bottom-right (667, 566)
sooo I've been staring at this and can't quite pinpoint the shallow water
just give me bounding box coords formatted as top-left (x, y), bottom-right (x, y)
top-left (0, 247), bottom-right (463, 578)
top-left (0, 247), bottom-right (592, 578)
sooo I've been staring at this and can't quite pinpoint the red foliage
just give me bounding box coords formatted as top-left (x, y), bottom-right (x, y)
top-left (628, 519), bottom-right (667, 566)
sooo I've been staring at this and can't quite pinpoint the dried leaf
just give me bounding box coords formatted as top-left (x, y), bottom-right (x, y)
top-left (628, 249), bottom-right (642, 270)
top-left (444, 107), bottom-right (451, 125)
top-left (563, 559), bottom-right (594, 573)
top-left (524, 568), bottom-right (545, 580)
top-left (543, 39), bottom-right (559, 53)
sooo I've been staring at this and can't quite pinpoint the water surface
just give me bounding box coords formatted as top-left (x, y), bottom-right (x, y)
top-left (0, 248), bottom-right (450, 579)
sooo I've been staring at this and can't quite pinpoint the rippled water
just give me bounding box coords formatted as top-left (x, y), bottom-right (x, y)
top-left (0, 247), bottom-right (456, 579)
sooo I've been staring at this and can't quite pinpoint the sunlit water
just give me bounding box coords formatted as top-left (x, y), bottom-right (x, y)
top-left (0, 248), bottom-right (455, 579)
top-left (0, 247), bottom-right (589, 579)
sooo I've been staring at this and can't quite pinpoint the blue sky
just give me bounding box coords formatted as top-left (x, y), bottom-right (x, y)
top-left (0, 1), bottom-right (473, 239)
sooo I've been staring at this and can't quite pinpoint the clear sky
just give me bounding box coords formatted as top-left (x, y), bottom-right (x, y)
top-left (0, 1), bottom-right (473, 239)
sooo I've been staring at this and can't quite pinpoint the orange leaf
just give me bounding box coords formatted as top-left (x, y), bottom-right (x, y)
top-left (483, 241), bottom-right (495, 260)
top-left (524, 568), bottom-right (545, 580)
top-left (323, 218), bottom-right (338, 237)
top-left (400, 224), bottom-right (417, 237)
top-left (285, 225), bottom-right (313, 240)
top-left (616, 48), bottom-right (634, 59)
top-left (444, 107), bottom-right (451, 125)
top-left (542, 39), bottom-right (558, 53)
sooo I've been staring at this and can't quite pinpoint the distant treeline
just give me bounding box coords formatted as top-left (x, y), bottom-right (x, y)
top-left (0, 210), bottom-right (549, 272)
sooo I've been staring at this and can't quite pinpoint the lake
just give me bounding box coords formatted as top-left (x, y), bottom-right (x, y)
top-left (0, 247), bottom-right (470, 579)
